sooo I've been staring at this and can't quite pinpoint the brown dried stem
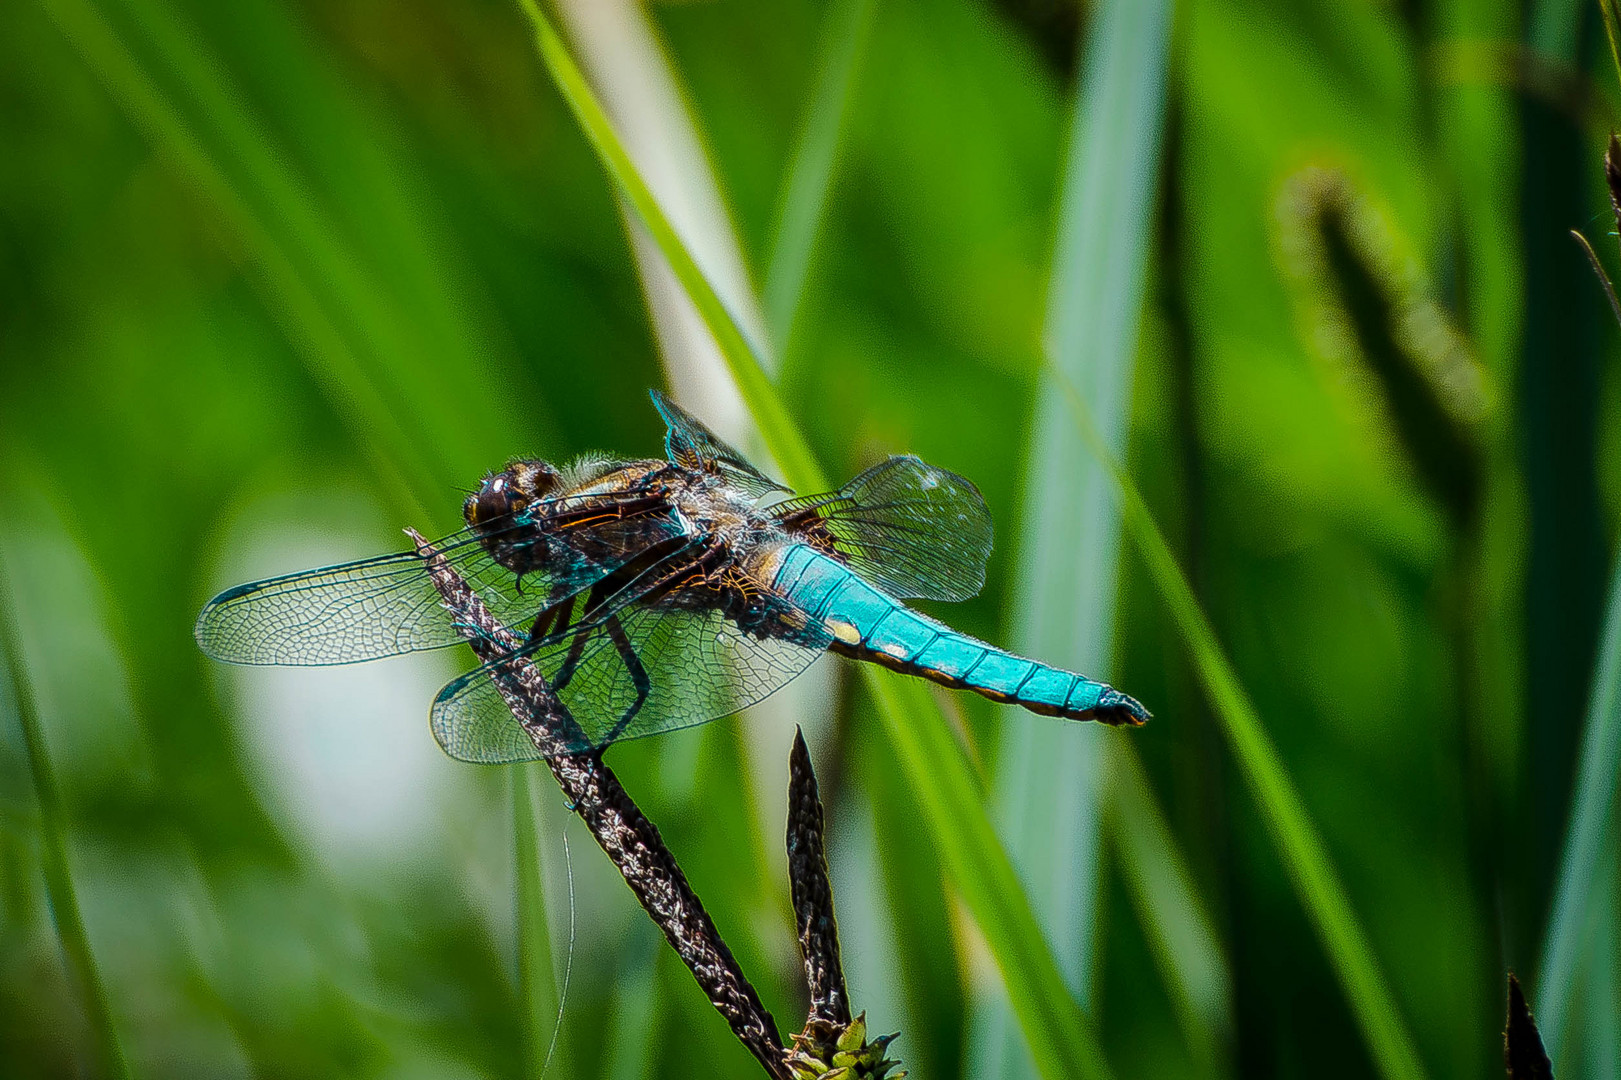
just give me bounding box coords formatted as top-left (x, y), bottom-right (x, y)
top-left (1504, 974), bottom-right (1553, 1080)
top-left (786, 726), bottom-right (850, 1028)
top-left (407, 528), bottom-right (790, 1078)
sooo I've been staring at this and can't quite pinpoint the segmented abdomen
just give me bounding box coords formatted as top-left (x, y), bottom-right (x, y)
top-left (772, 544), bottom-right (1147, 726)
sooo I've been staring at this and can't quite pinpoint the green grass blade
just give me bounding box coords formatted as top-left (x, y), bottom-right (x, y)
top-left (556, 0), bottom-right (774, 391)
top-left (1106, 743), bottom-right (1232, 1065)
top-left (41, 6), bottom-right (568, 1072)
top-left (762, 0), bottom-right (875, 354)
top-left (1536, 552), bottom-right (1621, 1057)
top-left (38, 0), bottom-right (434, 520)
top-left (973, 0), bottom-right (1190, 1072)
top-left (518, 0), bottom-right (825, 492)
top-left (516, 4), bottom-right (1113, 1075)
top-left (0, 542), bottom-right (132, 1079)
top-left (1537, 5), bottom-right (1621, 1041)
top-left (1045, 366), bottom-right (1430, 1080)
top-left (976, 0), bottom-right (1173, 1064)
top-left (859, 673), bottom-right (1116, 1080)
top-left (513, 765), bottom-right (562, 1079)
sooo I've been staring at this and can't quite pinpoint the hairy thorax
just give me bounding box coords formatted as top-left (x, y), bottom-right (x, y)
top-left (667, 471), bottom-right (791, 575)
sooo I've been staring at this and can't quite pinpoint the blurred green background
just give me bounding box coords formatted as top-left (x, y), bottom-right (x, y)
top-left (2, 0), bottom-right (1618, 1077)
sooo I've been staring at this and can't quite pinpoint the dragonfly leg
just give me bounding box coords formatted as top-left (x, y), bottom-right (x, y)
top-left (551, 619), bottom-right (594, 692)
top-left (526, 595), bottom-right (572, 648)
top-left (552, 538), bottom-right (710, 706)
top-left (552, 579), bottom-right (616, 690)
top-left (601, 613), bottom-right (651, 743)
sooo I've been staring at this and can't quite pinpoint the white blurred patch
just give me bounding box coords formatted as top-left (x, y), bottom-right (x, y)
top-left (1, 501), bottom-right (152, 799)
top-left (211, 490), bottom-right (467, 870)
top-left (233, 657), bottom-right (455, 864)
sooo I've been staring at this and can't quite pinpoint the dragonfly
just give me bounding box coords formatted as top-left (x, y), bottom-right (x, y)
top-left (196, 391), bottom-right (1149, 763)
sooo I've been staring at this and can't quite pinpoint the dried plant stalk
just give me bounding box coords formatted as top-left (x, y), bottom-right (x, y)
top-left (407, 528), bottom-right (790, 1078)
top-left (786, 726), bottom-right (850, 1027)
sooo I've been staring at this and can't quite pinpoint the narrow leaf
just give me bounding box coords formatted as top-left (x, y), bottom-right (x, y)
top-left (0, 544), bottom-right (132, 1079)
top-left (1045, 367), bottom-right (1430, 1080)
top-left (859, 672), bottom-right (1115, 1080)
top-left (1536, 165), bottom-right (1621, 1065)
top-left (518, 0), bottom-right (824, 491)
top-left (513, 765), bottom-right (562, 1080)
top-left (1536, 548), bottom-right (1621, 1055)
top-left (973, 0), bottom-right (1178, 1073)
top-left (1573, 230), bottom-right (1621, 330)
top-left (555, 0), bottom-right (773, 409)
top-left (1601, 0), bottom-right (1621, 87)
top-left (763, 0), bottom-right (876, 354)
top-left (1105, 743), bottom-right (1232, 1063)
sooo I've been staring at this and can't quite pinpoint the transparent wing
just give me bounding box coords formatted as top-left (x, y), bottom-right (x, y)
top-left (774, 455), bottom-right (993, 602)
top-left (196, 504), bottom-right (673, 666)
top-left (649, 389), bottom-right (786, 498)
top-left (430, 593), bottom-right (833, 762)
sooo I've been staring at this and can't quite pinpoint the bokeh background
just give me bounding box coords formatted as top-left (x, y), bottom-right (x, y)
top-left (2, 0), bottom-right (1618, 1077)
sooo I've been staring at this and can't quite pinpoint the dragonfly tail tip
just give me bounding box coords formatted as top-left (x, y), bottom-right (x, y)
top-left (1095, 687), bottom-right (1151, 726)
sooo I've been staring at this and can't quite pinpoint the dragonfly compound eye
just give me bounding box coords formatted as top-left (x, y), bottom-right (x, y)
top-left (465, 459), bottom-right (562, 526)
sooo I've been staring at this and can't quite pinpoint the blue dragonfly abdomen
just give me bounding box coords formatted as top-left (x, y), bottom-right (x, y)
top-left (772, 544), bottom-right (1148, 726)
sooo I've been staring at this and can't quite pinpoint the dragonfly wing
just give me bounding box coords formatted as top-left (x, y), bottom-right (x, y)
top-left (430, 680), bottom-right (550, 763)
top-left (649, 389), bottom-right (787, 498)
top-left (430, 594), bottom-right (833, 761)
top-left (196, 516), bottom-right (624, 666)
top-left (774, 455), bottom-right (993, 602)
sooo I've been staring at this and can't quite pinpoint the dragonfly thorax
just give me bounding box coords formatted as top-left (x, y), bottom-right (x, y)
top-left (667, 470), bottom-right (783, 549)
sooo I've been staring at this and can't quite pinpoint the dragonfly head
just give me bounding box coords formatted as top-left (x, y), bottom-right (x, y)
top-left (465, 459), bottom-right (562, 528)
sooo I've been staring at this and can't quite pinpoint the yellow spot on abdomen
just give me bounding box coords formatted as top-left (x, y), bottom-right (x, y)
top-left (825, 619), bottom-right (861, 646)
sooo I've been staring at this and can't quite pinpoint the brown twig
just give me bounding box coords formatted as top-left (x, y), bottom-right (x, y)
top-left (407, 528), bottom-right (790, 1078)
top-left (1504, 974), bottom-right (1553, 1080)
top-left (786, 726), bottom-right (850, 1028)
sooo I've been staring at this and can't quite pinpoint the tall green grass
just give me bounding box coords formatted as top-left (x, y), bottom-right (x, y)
top-left (0, 547), bottom-right (131, 1079)
top-left (1518, 5), bottom-right (1616, 1074)
top-left (762, 0), bottom-right (875, 355)
top-left (970, 0), bottom-right (1224, 1076)
top-left (1533, 3), bottom-right (1621, 1069)
top-left (518, 7), bottom-right (1418, 1078)
top-left (1530, 235), bottom-right (1620, 1060)
top-left (1105, 743), bottom-right (1231, 1064)
top-left (22, 1), bottom-right (1582, 1077)
top-left (39, 0), bottom-right (566, 1068)
top-left (555, 0), bottom-right (775, 383)
top-left (1045, 365), bottom-right (1429, 1080)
